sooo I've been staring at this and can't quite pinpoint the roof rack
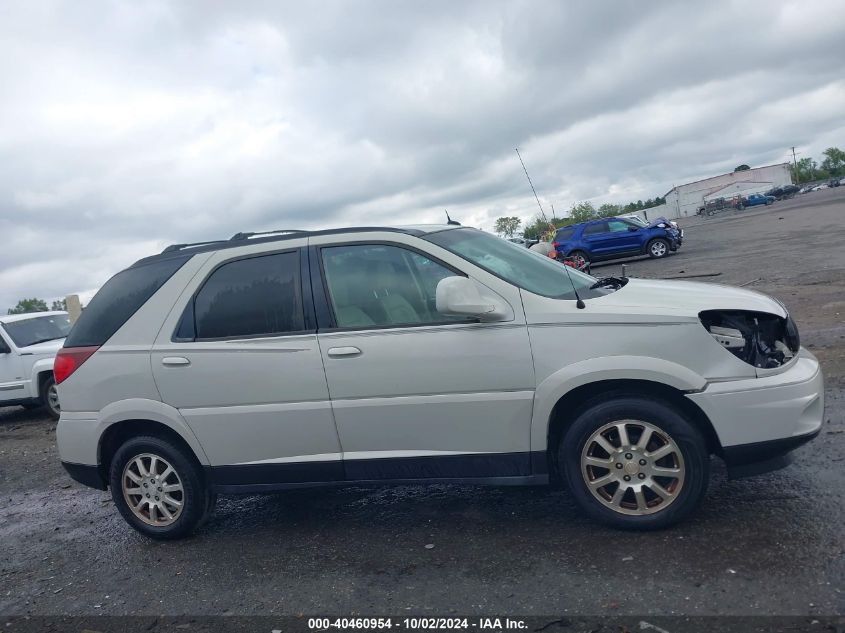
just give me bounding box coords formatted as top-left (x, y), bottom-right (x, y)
top-left (230, 229), bottom-right (307, 241)
top-left (161, 240), bottom-right (229, 254)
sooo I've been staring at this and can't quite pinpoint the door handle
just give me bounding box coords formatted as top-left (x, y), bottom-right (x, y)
top-left (161, 356), bottom-right (191, 367)
top-left (326, 346), bottom-right (362, 358)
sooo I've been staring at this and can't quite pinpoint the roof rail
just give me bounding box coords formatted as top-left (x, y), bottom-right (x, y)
top-left (230, 229), bottom-right (308, 241)
top-left (161, 240), bottom-right (229, 254)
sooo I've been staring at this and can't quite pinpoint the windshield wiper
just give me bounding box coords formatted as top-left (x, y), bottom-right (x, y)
top-left (589, 276), bottom-right (628, 290)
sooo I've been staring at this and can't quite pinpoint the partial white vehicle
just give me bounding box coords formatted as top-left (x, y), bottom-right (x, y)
top-left (55, 226), bottom-right (823, 539)
top-left (0, 311), bottom-right (70, 420)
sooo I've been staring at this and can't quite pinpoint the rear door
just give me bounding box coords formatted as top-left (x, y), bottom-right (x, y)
top-left (581, 221), bottom-right (612, 255)
top-left (151, 245), bottom-right (343, 486)
top-left (311, 236), bottom-right (536, 481)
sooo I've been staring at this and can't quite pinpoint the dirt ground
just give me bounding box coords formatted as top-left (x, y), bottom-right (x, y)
top-left (1, 186), bottom-right (843, 617)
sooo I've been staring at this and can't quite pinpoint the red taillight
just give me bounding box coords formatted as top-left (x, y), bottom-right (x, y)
top-left (552, 241), bottom-right (559, 248)
top-left (53, 346), bottom-right (99, 385)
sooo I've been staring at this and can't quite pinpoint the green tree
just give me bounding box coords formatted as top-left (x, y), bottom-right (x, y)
top-left (568, 201), bottom-right (596, 223)
top-left (820, 147), bottom-right (845, 177)
top-left (596, 203), bottom-right (621, 218)
top-left (51, 299), bottom-right (67, 311)
top-left (493, 216), bottom-right (522, 238)
top-left (734, 164), bottom-right (750, 172)
top-left (789, 157), bottom-right (816, 183)
top-left (8, 298), bottom-right (49, 315)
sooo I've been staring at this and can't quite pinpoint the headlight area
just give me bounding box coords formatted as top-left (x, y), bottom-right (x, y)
top-left (699, 309), bottom-right (800, 369)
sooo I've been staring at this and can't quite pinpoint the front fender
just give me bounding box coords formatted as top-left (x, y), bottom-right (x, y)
top-left (530, 355), bottom-right (707, 451)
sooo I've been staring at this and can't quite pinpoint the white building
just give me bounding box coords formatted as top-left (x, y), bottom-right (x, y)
top-left (660, 163), bottom-right (793, 219)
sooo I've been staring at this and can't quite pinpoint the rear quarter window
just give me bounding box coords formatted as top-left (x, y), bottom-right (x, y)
top-left (64, 256), bottom-right (189, 347)
top-left (555, 227), bottom-right (575, 241)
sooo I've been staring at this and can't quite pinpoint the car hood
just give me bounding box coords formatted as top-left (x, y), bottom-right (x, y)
top-left (19, 338), bottom-right (66, 355)
top-left (647, 217), bottom-right (673, 228)
top-left (602, 278), bottom-right (787, 318)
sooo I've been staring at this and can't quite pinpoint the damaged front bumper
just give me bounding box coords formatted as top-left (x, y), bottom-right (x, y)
top-left (686, 348), bottom-right (824, 478)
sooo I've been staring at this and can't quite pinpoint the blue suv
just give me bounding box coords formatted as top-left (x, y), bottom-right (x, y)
top-left (553, 216), bottom-right (682, 267)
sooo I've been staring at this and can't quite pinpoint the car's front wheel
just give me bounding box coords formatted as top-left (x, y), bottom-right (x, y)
top-left (109, 435), bottom-right (212, 539)
top-left (559, 396), bottom-right (709, 529)
top-left (646, 238), bottom-right (670, 259)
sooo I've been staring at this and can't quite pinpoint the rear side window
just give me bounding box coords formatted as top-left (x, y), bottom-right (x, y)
top-left (582, 222), bottom-right (608, 235)
top-left (555, 227), bottom-right (575, 241)
top-left (188, 251), bottom-right (304, 340)
top-left (65, 257), bottom-right (189, 347)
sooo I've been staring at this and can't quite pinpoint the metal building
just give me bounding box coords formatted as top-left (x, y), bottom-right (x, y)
top-left (658, 163), bottom-right (793, 219)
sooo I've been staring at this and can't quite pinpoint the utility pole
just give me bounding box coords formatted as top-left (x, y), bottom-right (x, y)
top-left (791, 146), bottom-right (800, 183)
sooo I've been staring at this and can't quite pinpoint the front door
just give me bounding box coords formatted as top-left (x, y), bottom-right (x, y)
top-left (0, 329), bottom-right (25, 401)
top-left (151, 247), bottom-right (343, 487)
top-left (313, 241), bottom-right (536, 481)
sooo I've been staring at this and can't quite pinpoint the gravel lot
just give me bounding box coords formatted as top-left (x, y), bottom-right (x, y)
top-left (1, 187), bottom-right (844, 618)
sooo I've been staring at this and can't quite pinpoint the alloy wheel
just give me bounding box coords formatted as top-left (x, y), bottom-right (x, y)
top-left (122, 453), bottom-right (185, 526)
top-left (650, 241), bottom-right (668, 257)
top-left (580, 420), bottom-right (685, 516)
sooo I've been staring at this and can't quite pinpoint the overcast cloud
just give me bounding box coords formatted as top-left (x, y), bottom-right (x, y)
top-left (1, 0), bottom-right (844, 311)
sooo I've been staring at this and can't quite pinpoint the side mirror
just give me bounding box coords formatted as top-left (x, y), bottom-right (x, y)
top-left (435, 276), bottom-right (511, 322)
top-left (627, 226), bottom-right (639, 232)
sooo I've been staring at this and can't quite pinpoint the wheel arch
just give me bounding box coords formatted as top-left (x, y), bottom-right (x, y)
top-left (92, 399), bottom-right (211, 486)
top-left (542, 379), bottom-right (721, 482)
top-left (98, 419), bottom-right (205, 485)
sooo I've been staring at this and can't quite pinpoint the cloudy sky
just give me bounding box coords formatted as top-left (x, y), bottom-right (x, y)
top-left (1, 0), bottom-right (844, 311)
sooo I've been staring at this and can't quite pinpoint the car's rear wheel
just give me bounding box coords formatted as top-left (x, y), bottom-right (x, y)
top-left (109, 435), bottom-right (211, 539)
top-left (559, 396), bottom-right (709, 530)
top-left (41, 376), bottom-right (60, 420)
top-left (568, 250), bottom-right (589, 268)
top-left (646, 238), bottom-right (669, 259)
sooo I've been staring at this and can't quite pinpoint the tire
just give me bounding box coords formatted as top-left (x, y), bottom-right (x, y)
top-left (559, 395), bottom-right (709, 530)
top-left (40, 375), bottom-right (60, 421)
top-left (568, 250), bottom-right (589, 268)
top-left (646, 238), bottom-right (670, 259)
top-left (109, 435), bottom-right (211, 540)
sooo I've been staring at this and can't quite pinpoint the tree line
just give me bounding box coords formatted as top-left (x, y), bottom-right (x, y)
top-left (788, 147), bottom-right (845, 183)
top-left (495, 196), bottom-right (666, 240)
top-left (7, 298), bottom-right (67, 315)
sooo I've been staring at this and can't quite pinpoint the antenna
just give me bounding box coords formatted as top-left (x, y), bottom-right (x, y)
top-left (515, 148), bottom-right (586, 309)
top-left (515, 147), bottom-right (548, 224)
top-left (445, 210), bottom-right (461, 226)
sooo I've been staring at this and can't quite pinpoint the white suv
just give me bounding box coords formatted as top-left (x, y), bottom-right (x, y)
top-left (55, 226), bottom-right (824, 539)
top-left (1, 311), bottom-right (69, 420)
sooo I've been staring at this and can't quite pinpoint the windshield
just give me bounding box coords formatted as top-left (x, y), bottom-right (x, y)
top-left (1, 314), bottom-right (71, 348)
top-left (425, 228), bottom-right (612, 300)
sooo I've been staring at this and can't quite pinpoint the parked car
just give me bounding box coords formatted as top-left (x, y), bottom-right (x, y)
top-left (828, 178), bottom-right (841, 188)
top-left (552, 216), bottom-right (681, 268)
top-left (699, 196), bottom-right (744, 215)
top-left (622, 214), bottom-right (682, 241)
top-left (743, 193), bottom-right (775, 207)
top-left (799, 185), bottom-right (815, 194)
top-left (0, 311), bottom-right (70, 419)
top-left (811, 184), bottom-right (829, 191)
top-left (765, 185), bottom-right (800, 200)
top-left (56, 225), bottom-right (823, 539)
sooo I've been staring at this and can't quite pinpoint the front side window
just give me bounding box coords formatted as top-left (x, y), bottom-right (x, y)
top-left (321, 244), bottom-right (466, 328)
top-left (425, 228), bottom-right (609, 300)
top-left (607, 220), bottom-right (633, 233)
top-left (2, 314), bottom-right (72, 348)
top-left (191, 251), bottom-right (303, 339)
